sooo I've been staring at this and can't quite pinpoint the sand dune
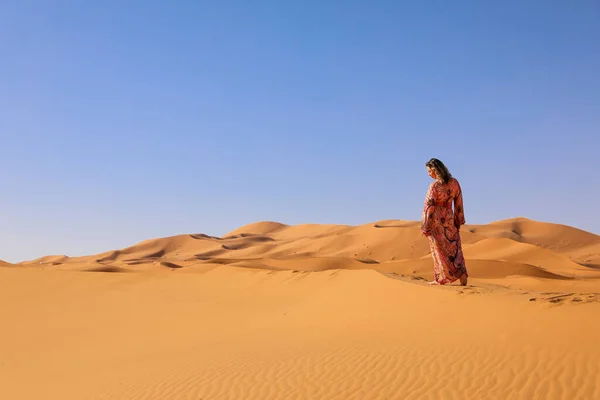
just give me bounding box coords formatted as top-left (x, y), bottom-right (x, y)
top-left (462, 237), bottom-right (597, 277)
top-left (468, 218), bottom-right (600, 263)
top-left (2, 217), bottom-right (600, 399)
top-left (20, 217), bottom-right (599, 283)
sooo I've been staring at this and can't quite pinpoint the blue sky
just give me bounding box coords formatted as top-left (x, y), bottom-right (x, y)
top-left (1, 1), bottom-right (598, 262)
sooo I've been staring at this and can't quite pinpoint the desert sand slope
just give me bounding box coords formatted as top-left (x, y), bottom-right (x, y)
top-left (4, 218), bottom-right (600, 399)
top-left (0, 266), bottom-right (599, 400)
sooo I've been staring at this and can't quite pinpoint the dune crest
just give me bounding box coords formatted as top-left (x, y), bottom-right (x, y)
top-left (17, 217), bottom-right (599, 289)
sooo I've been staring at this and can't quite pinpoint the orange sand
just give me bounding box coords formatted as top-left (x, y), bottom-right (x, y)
top-left (1, 217), bottom-right (599, 399)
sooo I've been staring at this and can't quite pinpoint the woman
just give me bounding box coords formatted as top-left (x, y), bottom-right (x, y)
top-left (421, 158), bottom-right (468, 286)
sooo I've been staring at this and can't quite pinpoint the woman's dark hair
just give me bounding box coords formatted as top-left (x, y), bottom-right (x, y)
top-left (425, 158), bottom-right (453, 184)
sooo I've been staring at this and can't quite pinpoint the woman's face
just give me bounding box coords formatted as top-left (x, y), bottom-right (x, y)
top-left (427, 166), bottom-right (437, 179)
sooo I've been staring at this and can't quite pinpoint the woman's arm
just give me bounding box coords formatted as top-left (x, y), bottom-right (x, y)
top-left (454, 179), bottom-right (466, 228)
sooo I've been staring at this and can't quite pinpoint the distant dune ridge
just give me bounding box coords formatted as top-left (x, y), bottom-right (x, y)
top-left (14, 217), bottom-right (600, 282)
top-left (2, 217), bottom-right (600, 399)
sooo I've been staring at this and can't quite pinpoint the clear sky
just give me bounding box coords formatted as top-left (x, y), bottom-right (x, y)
top-left (1, 1), bottom-right (598, 262)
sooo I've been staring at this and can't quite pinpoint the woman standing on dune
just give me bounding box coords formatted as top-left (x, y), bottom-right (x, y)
top-left (421, 158), bottom-right (468, 286)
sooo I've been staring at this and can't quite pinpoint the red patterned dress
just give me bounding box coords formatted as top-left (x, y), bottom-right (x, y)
top-left (421, 178), bottom-right (468, 284)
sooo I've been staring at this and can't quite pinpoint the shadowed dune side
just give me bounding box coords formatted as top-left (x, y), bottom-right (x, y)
top-left (81, 265), bottom-right (132, 273)
top-left (228, 257), bottom-right (375, 272)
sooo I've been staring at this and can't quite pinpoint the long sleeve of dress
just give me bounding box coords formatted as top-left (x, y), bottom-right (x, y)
top-left (453, 180), bottom-right (466, 227)
top-left (421, 183), bottom-right (435, 234)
